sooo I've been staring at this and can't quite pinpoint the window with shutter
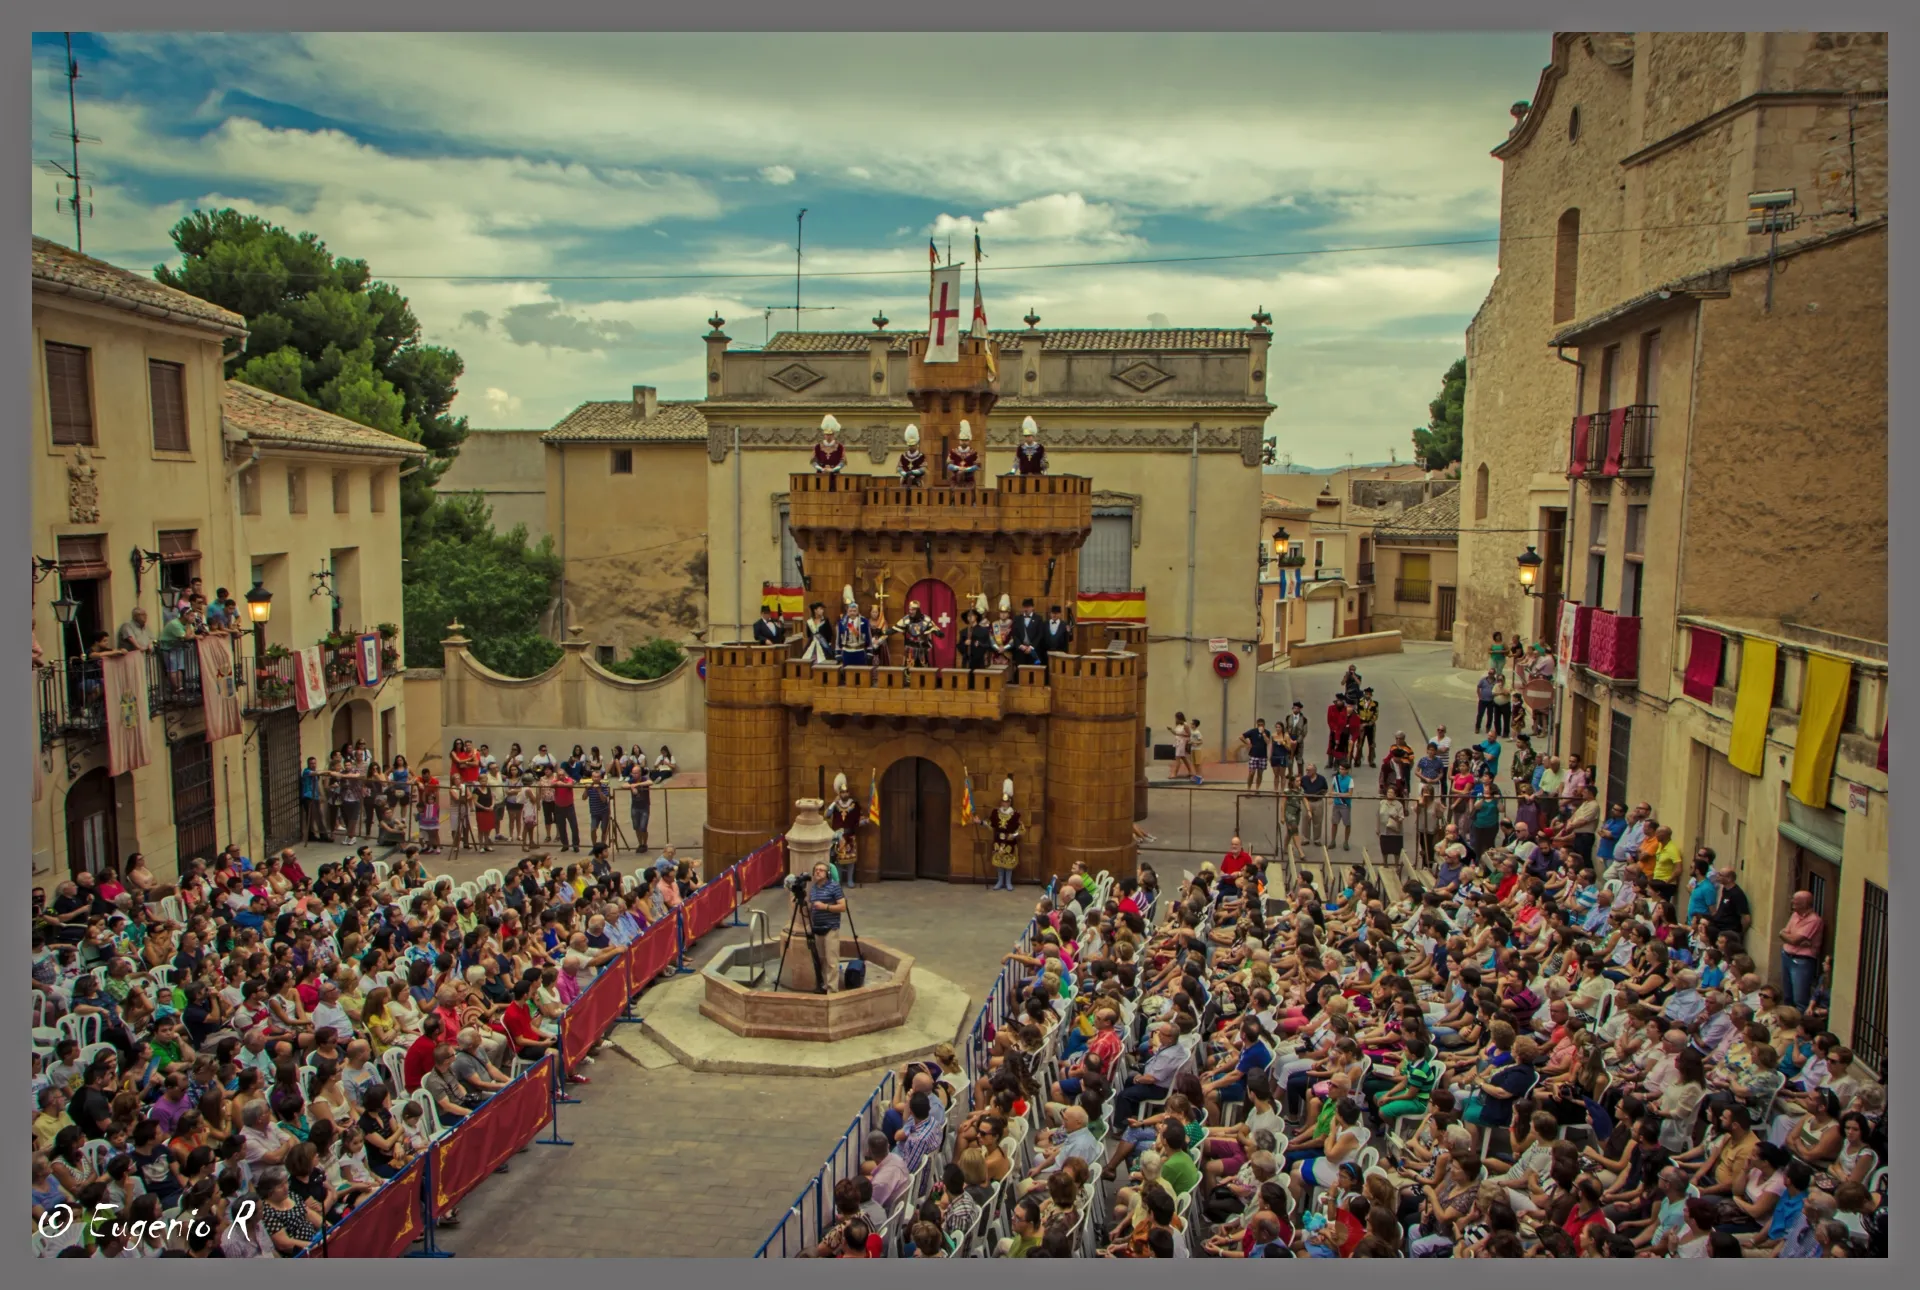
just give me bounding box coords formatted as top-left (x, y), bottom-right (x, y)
top-left (148, 359), bottom-right (190, 452)
top-left (333, 470), bottom-right (350, 514)
top-left (1078, 511), bottom-right (1133, 593)
top-left (45, 342), bottom-right (95, 445)
top-left (778, 504), bottom-right (803, 586)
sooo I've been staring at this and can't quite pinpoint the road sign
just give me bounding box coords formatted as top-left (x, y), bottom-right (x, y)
top-left (1208, 637), bottom-right (1229, 653)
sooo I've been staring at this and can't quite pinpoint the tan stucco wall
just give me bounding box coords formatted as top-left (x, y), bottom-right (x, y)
top-left (1373, 543), bottom-right (1459, 641)
top-left (438, 639), bottom-right (707, 768)
top-left (550, 441), bottom-right (709, 651)
top-left (433, 428), bottom-right (549, 540)
top-left (1286, 632), bottom-right (1404, 669)
top-left (402, 670), bottom-right (444, 767)
top-left (32, 294), bottom-right (243, 884)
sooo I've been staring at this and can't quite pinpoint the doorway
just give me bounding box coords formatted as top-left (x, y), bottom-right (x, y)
top-left (878, 757), bottom-right (952, 879)
top-left (903, 579), bottom-right (958, 668)
top-left (65, 768), bottom-right (118, 877)
top-left (259, 710), bottom-right (303, 853)
top-left (171, 738), bottom-right (218, 866)
top-left (1435, 586), bottom-right (1457, 641)
top-left (1540, 507), bottom-right (1566, 646)
top-left (1789, 846), bottom-right (1839, 945)
top-left (1305, 597), bottom-right (1336, 644)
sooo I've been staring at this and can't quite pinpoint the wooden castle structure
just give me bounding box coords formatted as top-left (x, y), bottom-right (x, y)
top-left (702, 335), bottom-right (1146, 885)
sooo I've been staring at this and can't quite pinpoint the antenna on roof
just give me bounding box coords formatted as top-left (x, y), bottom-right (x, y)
top-left (41, 33), bottom-right (98, 251)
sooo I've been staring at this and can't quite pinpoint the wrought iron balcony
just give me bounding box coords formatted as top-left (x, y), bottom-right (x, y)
top-left (148, 641), bottom-right (204, 711)
top-left (244, 652), bottom-right (299, 715)
top-left (38, 659), bottom-right (107, 746)
top-left (1568, 404), bottom-right (1657, 478)
top-left (1394, 578), bottom-right (1431, 604)
top-left (1357, 561), bottom-right (1375, 585)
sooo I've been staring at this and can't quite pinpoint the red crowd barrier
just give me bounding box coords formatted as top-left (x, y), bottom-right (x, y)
top-left (310, 1156), bottom-right (425, 1257)
top-left (680, 874), bottom-right (735, 946)
top-left (561, 953), bottom-right (632, 1076)
top-left (628, 918), bottom-right (678, 992)
top-left (430, 1055), bottom-right (556, 1220)
top-left (736, 838), bottom-right (786, 901)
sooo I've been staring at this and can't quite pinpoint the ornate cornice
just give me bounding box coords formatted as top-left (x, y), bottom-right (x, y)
top-left (709, 422), bottom-right (1265, 465)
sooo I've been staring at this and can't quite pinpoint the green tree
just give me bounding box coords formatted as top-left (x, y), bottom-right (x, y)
top-left (1412, 356), bottom-right (1466, 472)
top-left (401, 494), bottom-right (563, 677)
top-left (603, 638), bottom-right (687, 681)
top-left (155, 209), bottom-right (468, 541)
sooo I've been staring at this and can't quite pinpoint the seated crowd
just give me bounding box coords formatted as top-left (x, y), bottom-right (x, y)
top-left (827, 841), bottom-right (1888, 1259)
top-left (31, 838), bottom-right (701, 1256)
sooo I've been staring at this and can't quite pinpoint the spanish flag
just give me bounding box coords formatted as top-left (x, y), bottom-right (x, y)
top-left (959, 767), bottom-right (976, 826)
top-left (867, 768), bottom-right (880, 827)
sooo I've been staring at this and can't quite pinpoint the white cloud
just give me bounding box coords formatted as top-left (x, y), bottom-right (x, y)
top-left (758, 164), bottom-right (795, 185)
top-left (930, 193), bottom-right (1138, 249)
top-left (483, 387), bottom-right (523, 417)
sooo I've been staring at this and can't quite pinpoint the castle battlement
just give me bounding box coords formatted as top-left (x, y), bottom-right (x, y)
top-left (787, 471), bottom-right (1092, 540)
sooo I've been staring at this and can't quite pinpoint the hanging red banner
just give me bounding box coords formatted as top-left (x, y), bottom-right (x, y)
top-left (430, 1056), bottom-right (555, 1219)
top-left (561, 953), bottom-right (632, 1076)
top-left (312, 1155), bottom-right (423, 1257)
top-left (680, 876), bottom-right (736, 946)
top-left (627, 919), bottom-right (680, 995)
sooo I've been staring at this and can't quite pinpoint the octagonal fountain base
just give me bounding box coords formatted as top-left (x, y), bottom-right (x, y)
top-left (620, 934), bottom-right (971, 1078)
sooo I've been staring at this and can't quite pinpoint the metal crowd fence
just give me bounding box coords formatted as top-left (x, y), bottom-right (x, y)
top-left (298, 777), bottom-right (708, 858)
top-left (288, 838), bottom-right (787, 1258)
top-left (756, 879), bottom-right (1056, 1259)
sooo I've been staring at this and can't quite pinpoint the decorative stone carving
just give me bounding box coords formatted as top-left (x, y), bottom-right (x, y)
top-left (769, 362), bottom-right (825, 392)
top-left (67, 448), bottom-right (99, 523)
top-left (1112, 361), bottom-right (1175, 392)
top-left (864, 424), bottom-right (892, 464)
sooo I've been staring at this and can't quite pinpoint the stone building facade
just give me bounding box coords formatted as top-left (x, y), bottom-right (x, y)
top-left (1456, 31), bottom-right (1887, 1066)
top-left (1456, 30), bottom-right (1887, 665)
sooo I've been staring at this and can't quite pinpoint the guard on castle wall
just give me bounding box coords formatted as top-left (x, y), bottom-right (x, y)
top-left (1011, 598), bottom-right (1046, 668)
top-left (959, 594), bottom-right (994, 670)
top-left (1014, 416), bottom-right (1048, 476)
top-left (812, 414), bottom-right (845, 474)
top-left (989, 594), bottom-right (1014, 666)
top-left (890, 599), bottom-right (943, 669)
top-left (946, 420), bottom-right (981, 487)
top-left (897, 423), bottom-right (928, 487)
top-left (753, 603), bottom-right (786, 646)
top-left (989, 778), bottom-right (1022, 890)
top-left (799, 601), bottom-right (835, 666)
top-left (836, 585), bottom-right (874, 665)
top-left (1042, 603), bottom-right (1075, 657)
top-left (826, 773), bottom-right (862, 884)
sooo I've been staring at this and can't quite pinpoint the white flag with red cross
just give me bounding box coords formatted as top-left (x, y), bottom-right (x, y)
top-left (926, 265), bottom-right (964, 363)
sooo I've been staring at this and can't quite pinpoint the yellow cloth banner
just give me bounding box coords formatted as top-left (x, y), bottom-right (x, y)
top-left (1727, 637), bottom-right (1776, 776)
top-left (1075, 592), bottom-right (1146, 622)
top-left (1789, 651), bottom-right (1852, 807)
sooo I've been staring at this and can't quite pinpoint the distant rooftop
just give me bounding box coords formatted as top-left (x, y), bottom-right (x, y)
top-left (224, 382), bottom-right (428, 458)
top-left (1374, 487), bottom-right (1462, 542)
top-left (544, 400), bottom-right (708, 444)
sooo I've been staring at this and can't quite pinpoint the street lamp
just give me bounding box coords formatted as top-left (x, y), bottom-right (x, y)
top-left (245, 581), bottom-right (274, 625)
top-left (50, 586), bottom-right (79, 625)
top-left (1515, 545), bottom-right (1544, 596)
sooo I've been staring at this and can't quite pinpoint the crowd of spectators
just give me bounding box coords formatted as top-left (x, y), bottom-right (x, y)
top-left (32, 837), bottom-right (699, 1256)
top-left (827, 833), bottom-right (1888, 1258)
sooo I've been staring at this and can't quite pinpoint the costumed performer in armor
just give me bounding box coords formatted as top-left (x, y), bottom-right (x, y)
top-left (897, 423), bottom-right (928, 488)
top-left (799, 601), bottom-right (836, 666)
top-left (1014, 415), bottom-right (1048, 475)
top-left (812, 414), bottom-right (845, 474)
top-left (890, 598), bottom-right (944, 669)
top-left (946, 420), bottom-right (982, 487)
top-left (835, 585), bottom-right (873, 666)
top-left (989, 593), bottom-right (1014, 667)
top-left (989, 778), bottom-right (1022, 891)
top-left (825, 773), bottom-right (861, 885)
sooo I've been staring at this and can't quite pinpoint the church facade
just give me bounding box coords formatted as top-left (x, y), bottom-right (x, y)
top-left (702, 335), bottom-right (1149, 886)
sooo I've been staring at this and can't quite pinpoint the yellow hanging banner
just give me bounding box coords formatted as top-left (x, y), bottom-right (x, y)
top-left (1727, 637), bottom-right (1776, 776)
top-left (1789, 652), bottom-right (1852, 807)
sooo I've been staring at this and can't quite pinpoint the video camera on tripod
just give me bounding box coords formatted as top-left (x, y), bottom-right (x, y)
top-left (772, 867), bottom-right (866, 994)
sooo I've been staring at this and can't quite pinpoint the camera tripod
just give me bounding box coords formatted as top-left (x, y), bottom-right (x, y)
top-left (768, 880), bottom-right (865, 995)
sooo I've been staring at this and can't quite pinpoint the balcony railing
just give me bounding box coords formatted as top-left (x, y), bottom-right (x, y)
top-left (244, 652), bottom-right (299, 715)
top-left (1357, 561), bottom-right (1375, 585)
top-left (38, 659), bottom-right (108, 745)
top-left (1586, 609), bottom-right (1641, 683)
top-left (148, 641), bottom-right (204, 710)
top-left (780, 659), bottom-right (1026, 720)
top-left (1569, 404), bottom-right (1657, 478)
top-left (1394, 578), bottom-right (1432, 604)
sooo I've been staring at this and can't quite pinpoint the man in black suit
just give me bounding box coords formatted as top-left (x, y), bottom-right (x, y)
top-left (1011, 598), bottom-right (1046, 667)
top-left (1041, 604), bottom-right (1075, 661)
top-left (752, 603), bottom-right (786, 646)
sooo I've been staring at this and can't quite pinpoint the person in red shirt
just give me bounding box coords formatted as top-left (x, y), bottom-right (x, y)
top-left (1220, 836), bottom-right (1254, 877)
top-left (401, 1016), bottom-right (445, 1093)
top-left (502, 979), bottom-right (556, 1063)
top-left (1326, 697), bottom-right (1351, 762)
top-left (551, 770), bottom-right (581, 852)
top-left (1051, 1005), bottom-right (1125, 1104)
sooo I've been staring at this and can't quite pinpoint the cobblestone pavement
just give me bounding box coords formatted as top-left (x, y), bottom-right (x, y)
top-left (433, 879), bottom-right (1035, 1258)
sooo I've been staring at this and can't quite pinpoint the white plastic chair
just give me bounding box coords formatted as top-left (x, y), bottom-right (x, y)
top-left (81, 1138), bottom-right (113, 1174)
top-left (57, 1012), bottom-right (102, 1049)
top-left (380, 1046), bottom-right (409, 1092)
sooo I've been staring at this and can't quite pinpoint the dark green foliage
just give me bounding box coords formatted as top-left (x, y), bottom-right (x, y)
top-left (1412, 356), bottom-right (1466, 472)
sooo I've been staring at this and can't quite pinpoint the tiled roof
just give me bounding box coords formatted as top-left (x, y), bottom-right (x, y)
top-left (759, 328), bottom-right (1255, 354)
top-left (223, 382), bottom-right (428, 458)
top-left (703, 394), bottom-right (1273, 411)
top-left (33, 237), bottom-right (248, 337)
top-left (542, 401), bottom-right (708, 443)
top-left (1374, 487), bottom-right (1461, 540)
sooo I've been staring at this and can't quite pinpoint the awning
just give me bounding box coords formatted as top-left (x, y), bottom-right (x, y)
top-left (1777, 821), bottom-right (1843, 866)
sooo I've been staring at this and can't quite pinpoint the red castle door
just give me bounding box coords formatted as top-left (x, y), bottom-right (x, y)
top-left (905, 579), bottom-right (958, 668)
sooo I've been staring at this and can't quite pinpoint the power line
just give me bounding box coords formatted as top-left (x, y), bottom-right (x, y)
top-left (106, 213), bottom-right (1810, 288)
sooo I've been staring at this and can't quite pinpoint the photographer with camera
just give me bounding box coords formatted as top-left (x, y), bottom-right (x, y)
top-left (801, 861), bottom-right (845, 994)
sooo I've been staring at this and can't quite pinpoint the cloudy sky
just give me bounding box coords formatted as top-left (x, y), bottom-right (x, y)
top-left (32, 31), bottom-right (1549, 466)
